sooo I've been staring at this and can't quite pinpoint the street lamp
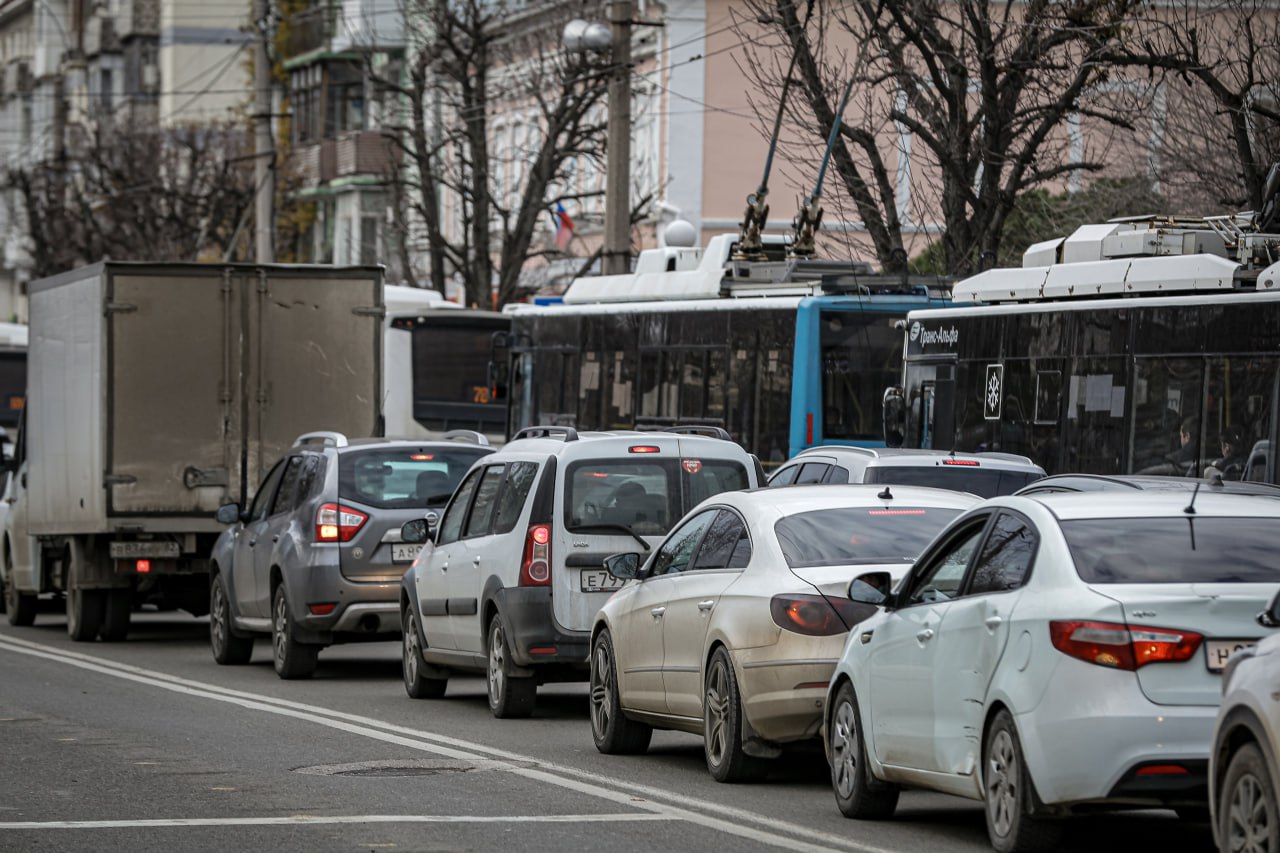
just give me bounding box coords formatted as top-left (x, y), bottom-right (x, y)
top-left (563, 2), bottom-right (632, 276)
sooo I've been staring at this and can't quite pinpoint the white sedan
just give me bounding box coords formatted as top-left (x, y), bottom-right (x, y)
top-left (825, 490), bottom-right (1280, 853)
top-left (588, 484), bottom-right (978, 782)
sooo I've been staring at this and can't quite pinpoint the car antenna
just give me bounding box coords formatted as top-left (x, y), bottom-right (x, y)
top-left (878, 486), bottom-right (893, 500)
top-left (1184, 481), bottom-right (1201, 515)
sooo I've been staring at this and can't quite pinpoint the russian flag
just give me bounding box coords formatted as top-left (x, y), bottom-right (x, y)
top-left (552, 202), bottom-right (574, 251)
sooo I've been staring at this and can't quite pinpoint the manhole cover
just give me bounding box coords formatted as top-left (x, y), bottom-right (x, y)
top-left (294, 759), bottom-right (530, 778)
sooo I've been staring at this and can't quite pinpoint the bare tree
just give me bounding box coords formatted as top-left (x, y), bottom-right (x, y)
top-left (372, 0), bottom-right (646, 307)
top-left (7, 122), bottom-right (256, 277)
top-left (1099, 0), bottom-right (1280, 211)
top-left (738, 0), bottom-right (1146, 275)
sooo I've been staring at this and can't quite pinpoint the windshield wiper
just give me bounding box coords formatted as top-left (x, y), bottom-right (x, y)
top-left (568, 523), bottom-right (652, 552)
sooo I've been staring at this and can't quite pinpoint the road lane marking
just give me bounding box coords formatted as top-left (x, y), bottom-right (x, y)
top-left (0, 813), bottom-right (674, 830)
top-left (0, 634), bottom-right (894, 853)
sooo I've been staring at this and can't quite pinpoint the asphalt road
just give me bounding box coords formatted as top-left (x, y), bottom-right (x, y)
top-left (0, 610), bottom-right (1217, 853)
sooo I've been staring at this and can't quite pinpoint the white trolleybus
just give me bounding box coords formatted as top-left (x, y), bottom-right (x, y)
top-left (886, 212), bottom-right (1280, 484)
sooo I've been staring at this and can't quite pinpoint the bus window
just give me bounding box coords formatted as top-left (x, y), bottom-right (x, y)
top-left (1204, 357), bottom-right (1278, 482)
top-left (1132, 357), bottom-right (1203, 476)
top-left (819, 311), bottom-right (901, 441)
top-left (1063, 356), bottom-right (1129, 475)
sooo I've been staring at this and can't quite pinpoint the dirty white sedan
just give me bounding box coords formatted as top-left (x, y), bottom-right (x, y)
top-left (588, 484), bottom-right (978, 782)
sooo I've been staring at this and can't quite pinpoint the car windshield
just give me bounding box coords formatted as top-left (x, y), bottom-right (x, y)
top-left (339, 447), bottom-right (490, 509)
top-left (863, 465), bottom-right (1041, 498)
top-left (1061, 517), bottom-right (1280, 583)
top-left (774, 506), bottom-right (963, 568)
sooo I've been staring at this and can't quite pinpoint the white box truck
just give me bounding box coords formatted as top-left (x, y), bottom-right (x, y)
top-left (0, 262), bottom-right (384, 641)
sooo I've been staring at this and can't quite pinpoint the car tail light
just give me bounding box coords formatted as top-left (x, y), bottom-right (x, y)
top-left (942, 458), bottom-right (979, 466)
top-left (1049, 620), bottom-right (1203, 671)
top-left (629, 445), bottom-right (661, 454)
top-left (520, 523), bottom-right (551, 586)
top-left (314, 503), bottom-right (368, 542)
top-left (770, 594), bottom-right (863, 636)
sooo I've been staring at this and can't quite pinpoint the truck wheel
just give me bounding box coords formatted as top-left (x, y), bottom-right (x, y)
top-left (67, 585), bottom-right (105, 642)
top-left (99, 589), bottom-right (132, 642)
top-left (487, 614), bottom-right (535, 719)
top-left (210, 573), bottom-right (254, 665)
top-left (4, 571), bottom-right (36, 627)
top-left (272, 584), bottom-right (318, 679)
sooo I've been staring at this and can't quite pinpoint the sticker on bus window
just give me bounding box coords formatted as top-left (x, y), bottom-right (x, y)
top-left (682, 460), bottom-right (702, 474)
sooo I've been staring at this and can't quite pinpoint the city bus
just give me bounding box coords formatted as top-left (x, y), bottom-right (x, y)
top-left (383, 285), bottom-right (509, 442)
top-left (887, 214), bottom-right (1280, 484)
top-left (503, 234), bottom-right (952, 465)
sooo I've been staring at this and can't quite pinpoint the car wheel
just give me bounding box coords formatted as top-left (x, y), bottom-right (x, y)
top-left (589, 629), bottom-right (652, 754)
top-left (99, 589), bottom-right (132, 642)
top-left (65, 546), bottom-right (105, 642)
top-left (272, 584), bottom-right (318, 679)
top-left (402, 605), bottom-right (447, 699)
top-left (210, 573), bottom-right (253, 665)
top-left (703, 647), bottom-right (765, 783)
top-left (983, 709), bottom-right (1061, 853)
top-left (487, 614), bottom-right (535, 719)
top-left (829, 681), bottom-right (899, 819)
top-left (4, 565), bottom-right (36, 627)
top-left (1219, 742), bottom-right (1279, 853)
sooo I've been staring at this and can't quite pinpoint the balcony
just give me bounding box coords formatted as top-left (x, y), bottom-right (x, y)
top-left (284, 4), bottom-right (337, 58)
top-left (295, 139), bottom-right (337, 188)
top-left (335, 130), bottom-right (394, 178)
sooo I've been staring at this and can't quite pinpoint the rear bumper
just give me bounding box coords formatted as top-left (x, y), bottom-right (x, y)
top-left (494, 586), bottom-right (590, 669)
top-left (289, 552), bottom-right (405, 641)
top-left (733, 644), bottom-right (841, 744)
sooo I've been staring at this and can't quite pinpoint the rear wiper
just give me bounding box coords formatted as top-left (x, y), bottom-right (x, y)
top-left (568, 523), bottom-right (652, 552)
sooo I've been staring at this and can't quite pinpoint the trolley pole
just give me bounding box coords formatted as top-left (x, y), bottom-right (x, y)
top-left (253, 0), bottom-right (275, 264)
top-left (603, 0), bottom-right (631, 275)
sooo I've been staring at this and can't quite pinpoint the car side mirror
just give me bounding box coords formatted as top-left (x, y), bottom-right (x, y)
top-left (1260, 590), bottom-right (1280, 628)
top-left (401, 518), bottom-right (434, 545)
top-left (882, 386), bottom-right (906, 448)
top-left (215, 503), bottom-right (241, 525)
top-left (604, 552), bottom-right (641, 581)
top-left (848, 571), bottom-right (894, 607)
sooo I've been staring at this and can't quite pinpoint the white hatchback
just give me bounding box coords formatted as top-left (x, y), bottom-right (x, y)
top-left (824, 490), bottom-right (1280, 853)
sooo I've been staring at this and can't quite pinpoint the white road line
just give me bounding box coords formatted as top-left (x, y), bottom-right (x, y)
top-left (0, 634), bottom-right (895, 853)
top-left (0, 813), bottom-right (674, 830)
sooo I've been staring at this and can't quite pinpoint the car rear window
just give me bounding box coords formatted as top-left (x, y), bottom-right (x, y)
top-left (1062, 517), bottom-right (1280, 583)
top-left (774, 506), bottom-right (963, 568)
top-left (565, 458), bottom-right (749, 537)
top-left (339, 447), bottom-right (491, 509)
top-left (863, 465), bottom-right (1041, 497)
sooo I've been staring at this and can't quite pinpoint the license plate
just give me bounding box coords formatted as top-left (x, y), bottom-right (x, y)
top-left (391, 543), bottom-right (420, 563)
top-left (580, 569), bottom-right (627, 592)
top-left (109, 541), bottom-right (179, 559)
top-left (1205, 639), bottom-right (1257, 672)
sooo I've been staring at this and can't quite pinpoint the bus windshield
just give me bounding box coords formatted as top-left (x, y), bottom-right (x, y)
top-left (819, 310), bottom-right (904, 442)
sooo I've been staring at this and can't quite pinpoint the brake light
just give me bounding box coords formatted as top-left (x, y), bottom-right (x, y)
top-left (868, 509), bottom-right (927, 515)
top-left (629, 445), bottom-right (661, 454)
top-left (1049, 620), bottom-right (1203, 671)
top-left (520, 523), bottom-right (552, 586)
top-left (136, 559), bottom-right (151, 574)
top-left (942, 459), bottom-right (979, 466)
top-left (314, 503), bottom-right (368, 542)
top-left (410, 454), bottom-right (434, 461)
top-left (770, 594), bottom-right (864, 636)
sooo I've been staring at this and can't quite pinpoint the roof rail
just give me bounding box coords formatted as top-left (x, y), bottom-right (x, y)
top-left (512, 426), bottom-right (579, 442)
top-left (662, 425), bottom-right (732, 442)
top-left (442, 429), bottom-right (491, 446)
top-left (294, 431), bottom-right (349, 448)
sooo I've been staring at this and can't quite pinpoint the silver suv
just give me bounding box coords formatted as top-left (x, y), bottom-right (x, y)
top-left (768, 446), bottom-right (1044, 497)
top-left (398, 426), bottom-right (761, 718)
top-left (209, 431), bottom-right (494, 678)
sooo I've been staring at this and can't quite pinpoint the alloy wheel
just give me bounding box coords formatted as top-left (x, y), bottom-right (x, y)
top-left (704, 659), bottom-right (730, 767)
top-left (211, 583), bottom-right (229, 655)
top-left (590, 642), bottom-right (612, 736)
top-left (273, 592), bottom-right (288, 669)
top-left (831, 699), bottom-right (859, 800)
top-left (1226, 773), bottom-right (1272, 853)
top-left (986, 728), bottom-right (1019, 838)
top-left (488, 621), bottom-right (506, 706)
top-left (403, 612), bottom-right (420, 684)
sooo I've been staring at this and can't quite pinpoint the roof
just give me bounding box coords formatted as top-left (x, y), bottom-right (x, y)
top-left (1022, 489), bottom-right (1280, 520)
top-left (795, 445), bottom-right (1043, 471)
top-left (730, 483), bottom-right (982, 515)
top-left (1016, 473), bottom-right (1280, 497)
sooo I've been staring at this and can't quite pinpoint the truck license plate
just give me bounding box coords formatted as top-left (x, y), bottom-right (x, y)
top-left (110, 541), bottom-right (180, 559)
top-left (1205, 639), bottom-right (1257, 672)
top-left (580, 570), bottom-right (627, 592)
top-left (391, 544), bottom-right (420, 563)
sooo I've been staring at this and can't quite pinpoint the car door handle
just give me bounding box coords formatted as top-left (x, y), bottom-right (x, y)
top-left (697, 600), bottom-right (715, 612)
top-left (271, 535), bottom-right (280, 544)
top-left (985, 615), bottom-right (1003, 630)
top-left (916, 628), bottom-right (935, 642)
top-left (650, 606), bottom-right (666, 618)
top-left (248, 539), bottom-right (257, 547)
top-left (472, 557), bottom-right (481, 566)
top-left (441, 562), bottom-right (448, 572)
top-left (860, 630), bottom-right (874, 644)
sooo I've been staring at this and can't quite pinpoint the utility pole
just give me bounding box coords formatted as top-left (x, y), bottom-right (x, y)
top-left (253, 0), bottom-right (275, 263)
top-left (602, 0), bottom-right (631, 275)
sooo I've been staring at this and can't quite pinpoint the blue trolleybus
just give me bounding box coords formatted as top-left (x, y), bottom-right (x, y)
top-left (503, 234), bottom-right (952, 465)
